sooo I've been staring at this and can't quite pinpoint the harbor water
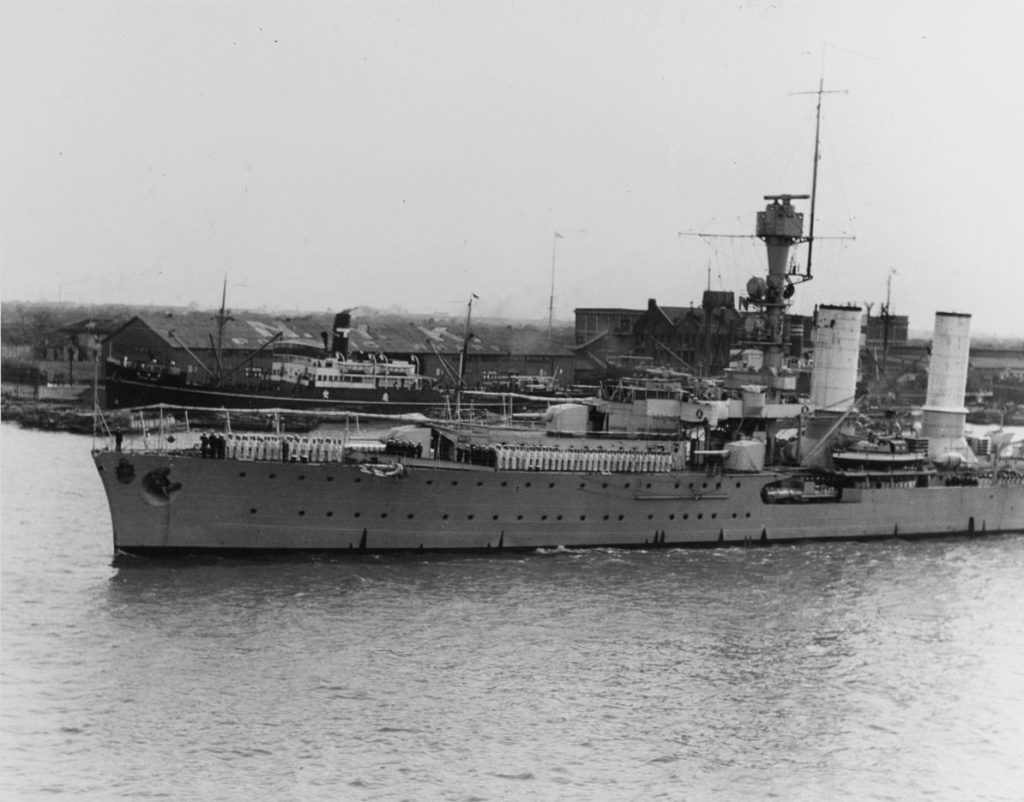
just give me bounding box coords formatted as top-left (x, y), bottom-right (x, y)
top-left (2, 422), bottom-right (1023, 800)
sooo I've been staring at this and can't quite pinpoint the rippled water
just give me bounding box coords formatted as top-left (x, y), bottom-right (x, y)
top-left (3, 422), bottom-right (1024, 800)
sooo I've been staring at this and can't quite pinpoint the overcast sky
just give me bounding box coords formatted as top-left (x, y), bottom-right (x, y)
top-left (3, 0), bottom-right (1022, 336)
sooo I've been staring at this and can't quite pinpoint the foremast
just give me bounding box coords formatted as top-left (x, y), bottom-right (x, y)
top-left (736, 79), bottom-right (839, 405)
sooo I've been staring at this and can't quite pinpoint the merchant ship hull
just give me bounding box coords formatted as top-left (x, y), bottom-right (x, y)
top-left (104, 372), bottom-right (450, 415)
top-left (104, 370), bottom-right (551, 416)
top-left (93, 451), bottom-right (1024, 554)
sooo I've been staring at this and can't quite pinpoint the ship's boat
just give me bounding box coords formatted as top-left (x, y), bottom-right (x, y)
top-left (831, 436), bottom-right (929, 470)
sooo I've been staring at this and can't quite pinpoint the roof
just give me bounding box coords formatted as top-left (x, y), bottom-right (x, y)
top-left (574, 307), bottom-right (645, 318)
top-left (107, 313), bottom-right (303, 351)
top-left (62, 317), bottom-right (121, 335)
top-left (658, 306), bottom-right (690, 323)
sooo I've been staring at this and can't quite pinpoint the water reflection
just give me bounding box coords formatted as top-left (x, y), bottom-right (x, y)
top-left (6, 421), bottom-right (1024, 800)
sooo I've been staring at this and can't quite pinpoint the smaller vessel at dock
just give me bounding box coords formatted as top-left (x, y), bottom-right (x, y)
top-left (104, 309), bottom-right (451, 415)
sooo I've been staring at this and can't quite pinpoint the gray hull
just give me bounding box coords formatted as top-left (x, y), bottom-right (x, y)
top-left (93, 451), bottom-right (1024, 554)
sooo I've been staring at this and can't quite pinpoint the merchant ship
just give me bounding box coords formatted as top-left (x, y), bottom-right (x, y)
top-left (103, 306), bottom-right (452, 415)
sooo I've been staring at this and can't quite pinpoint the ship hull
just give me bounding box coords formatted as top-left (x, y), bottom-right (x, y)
top-left (93, 451), bottom-right (1024, 554)
top-left (104, 374), bottom-right (451, 414)
top-left (104, 374), bottom-right (553, 416)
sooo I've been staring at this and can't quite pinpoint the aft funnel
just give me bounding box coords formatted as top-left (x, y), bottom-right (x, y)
top-left (921, 312), bottom-right (974, 464)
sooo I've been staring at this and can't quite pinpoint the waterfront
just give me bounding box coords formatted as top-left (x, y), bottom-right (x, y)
top-left (2, 422), bottom-right (1024, 800)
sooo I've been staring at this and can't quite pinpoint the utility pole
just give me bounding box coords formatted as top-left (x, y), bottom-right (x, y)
top-left (549, 231), bottom-right (563, 344)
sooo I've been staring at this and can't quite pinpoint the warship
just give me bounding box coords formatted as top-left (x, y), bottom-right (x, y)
top-left (92, 190), bottom-right (1024, 555)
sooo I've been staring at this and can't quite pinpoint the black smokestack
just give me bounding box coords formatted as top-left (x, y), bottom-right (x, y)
top-left (331, 311), bottom-right (352, 357)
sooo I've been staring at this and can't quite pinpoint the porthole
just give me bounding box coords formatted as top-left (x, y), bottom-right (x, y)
top-left (238, 472), bottom-right (246, 477)
top-left (617, 514), bottom-right (624, 521)
top-left (426, 480), bottom-right (433, 485)
top-left (298, 510), bottom-right (305, 516)
top-left (624, 483), bottom-right (631, 489)
top-left (476, 481), bottom-right (484, 487)
top-left (268, 473), bottom-right (276, 479)
top-left (541, 515), bottom-right (548, 521)
top-left (327, 476), bottom-right (334, 482)
top-left (467, 514), bottom-right (475, 520)
top-left (354, 512), bottom-right (361, 518)
top-left (646, 483), bottom-right (652, 489)
top-left (731, 513), bottom-right (737, 518)
top-left (548, 483), bottom-right (556, 489)
top-left (736, 482), bottom-right (742, 488)
top-left (442, 514), bottom-right (449, 520)
top-left (525, 482), bottom-right (532, 488)
top-left (381, 513), bottom-right (388, 519)
top-left (702, 482), bottom-right (708, 489)
top-left (299, 475), bottom-right (306, 481)
top-left (354, 478), bottom-right (362, 484)
top-left (602, 483), bottom-right (609, 489)
top-left (556, 515), bottom-right (563, 521)
top-left (501, 481), bottom-right (508, 487)
top-left (711, 513), bottom-right (717, 519)
top-left (669, 514), bottom-right (675, 520)
top-left (745, 512), bottom-right (751, 518)
top-left (451, 481), bottom-right (459, 486)
top-left (517, 515), bottom-right (524, 520)
top-left (603, 514), bottom-right (610, 520)
top-left (492, 514), bottom-right (499, 520)
top-left (683, 514), bottom-right (689, 520)
top-left (250, 508), bottom-right (257, 514)
top-left (580, 515), bottom-right (586, 521)
top-left (647, 514), bottom-right (654, 520)
top-left (697, 513), bottom-right (703, 520)
top-left (407, 513), bottom-right (415, 519)
top-left (579, 483), bottom-right (586, 489)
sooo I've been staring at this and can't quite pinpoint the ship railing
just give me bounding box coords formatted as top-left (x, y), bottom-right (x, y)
top-left (96, 431), bottom-right (393, 465)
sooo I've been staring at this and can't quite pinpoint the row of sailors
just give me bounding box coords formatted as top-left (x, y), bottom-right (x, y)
top-left (204, 433), bottom-right (689, 473)
top-left (385, 439), bottom-right (425, 459)
top-left (209, 434), bottom-right (381, 463)
top-left (490, 444), bottom-right (684, 473)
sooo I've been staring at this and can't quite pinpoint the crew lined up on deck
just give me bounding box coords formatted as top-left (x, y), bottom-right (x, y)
top-left (454, 442), bottom-right (685, 472)
top-left (384, 440), bottom-right (424, 459)
top-left (199, 433), bottom-right (379, 463)
top-left (490, 444), bottom-right (680, 473)
top-left (192, 432), bottom-right (685, 472)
